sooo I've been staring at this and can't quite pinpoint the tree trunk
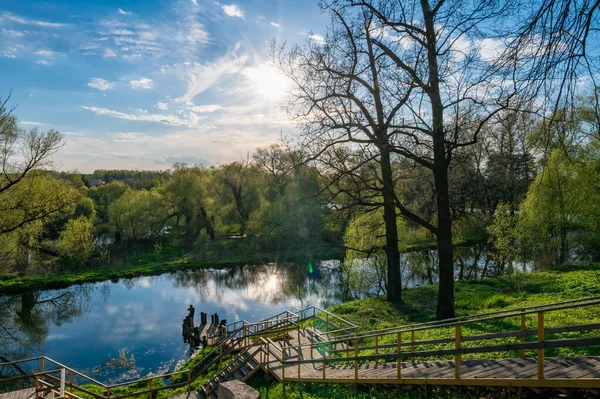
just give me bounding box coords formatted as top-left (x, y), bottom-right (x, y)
top-left (422, 0), bottom-right (455, 320)
top-left (433, 141), bottom-right (455, 320)
top-left (381, 148), bottom-right (402, 302)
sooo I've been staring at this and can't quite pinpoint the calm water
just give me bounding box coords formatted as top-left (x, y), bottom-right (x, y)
top-left (0, 261), bottom-right (346, 384)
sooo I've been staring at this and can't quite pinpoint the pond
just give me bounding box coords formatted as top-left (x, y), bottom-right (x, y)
top-left (0, 261), bottom-right (347, 384)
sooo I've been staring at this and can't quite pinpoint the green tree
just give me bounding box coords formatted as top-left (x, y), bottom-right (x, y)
top-left (58, 216), bottom-right (95, 262)
top-left (518, 150), bottom-right (600, 266)
top-left (108, 188), bottom-right (166, 242)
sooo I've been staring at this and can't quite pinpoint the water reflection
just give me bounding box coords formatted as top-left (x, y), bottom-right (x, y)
top-left (0, 261), bottom-right (347, 384)
top-left (0, 285), bottom-right (105, 378)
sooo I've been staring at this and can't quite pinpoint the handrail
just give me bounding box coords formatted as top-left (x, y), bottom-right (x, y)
top-left (277, 298), bottom-right (600, 384)
top-left (321, 295), bottom-right (600, 343)
top-left (292, 296), bottom-right (600, 349)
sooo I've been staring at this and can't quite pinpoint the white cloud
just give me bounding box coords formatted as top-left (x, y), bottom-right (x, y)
top-left (478, 38), bottom-right (506, 63)
top-left (309, 34), bottom-right (326, 45)
top-left (2, 12), bottom-right (68, 28)
top-left (186, 104), bottom-right (223, 113)
top-left (118, 8), bottom-right (133, 15)
top-left (20, 121), bottom-right (43, 126)
top-left (88, 77), bottom-right (115, 90)
top-left (176, 46), bottom-right (248, 102)
top-left (36, 60), bottom-right (51, 66)
top-left (110, 28), bottom-right (134, 36)
top-left (129, 78), bottom-right (153, 89)
top-left (81, 106), bottom-right (203, 128)
top-left (270, 22), bottom-right (280, 27)
top-left (221, 4), bottom-right (244, 18)
top-left (103, 48), bottom-right (117, 57)
top-left (114, 132), bottom-right (140, 141)
top-left (35, 49), bottom-right (59, 57)
top-left (190, 0), bottom-right (198, 4)
top-left (155, 102), bottom-right (169, 111)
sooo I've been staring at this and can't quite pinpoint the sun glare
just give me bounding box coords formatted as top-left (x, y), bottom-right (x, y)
top-left (245, 64), bottom-right (291, 100)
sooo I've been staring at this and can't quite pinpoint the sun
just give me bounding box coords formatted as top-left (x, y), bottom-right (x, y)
top-left (245, 63), bottom-right (291, 101)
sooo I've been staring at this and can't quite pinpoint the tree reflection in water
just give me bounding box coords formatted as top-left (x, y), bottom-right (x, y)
top-left (0, 284), bottom-right (107, 378)
top-left (169, 260), bottom-right (350, 311)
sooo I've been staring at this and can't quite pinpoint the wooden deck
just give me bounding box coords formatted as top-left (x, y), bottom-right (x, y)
top-left (243, 328), bottom-right (600, 389)
top-left (0, 388), bottom-right (35, 399)
top-left (265, 356), bottom-right (600, 383)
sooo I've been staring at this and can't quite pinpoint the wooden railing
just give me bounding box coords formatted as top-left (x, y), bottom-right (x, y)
top-left (278, 296), bottom-right (600, 385)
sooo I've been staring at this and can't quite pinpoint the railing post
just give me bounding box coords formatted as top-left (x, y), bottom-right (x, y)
top-left (322, 350), bottom-right (326, 380)
top-left (326, 312), bottom-right (329, 333)
top-left (346, 339), bottom-right (349, 359)
top-left (60, 368), bottom-right (66, 398)
top-left (188, 371), bottom-right (191, 393)
top-left (520, 312), bottom-right (526, 359)
top-left (311, 343), bottom-right (314, 359)
top-left (538, 311), bottom-right (545, 380)
top-left (35, 375), bottom-right (39, 399)
top-left (411, 330), bottom-right (415, 362)
top-left (267, 342), bottom-right (271, 373)
top-left (107, 387), bottom-right (111, 399)
top-left (375, 334), bottom-right (379, 355)
top-left (455, 323), bottom-right (461, 380)
top-left (69, 370), bottom-right (73, 394)
top-left (148, 379), bottom-right (153, 399)
top-left (397, 332), bottom-right (402, 380)
top-left (282, 347), bottom-right (285, 381)
top-left (219, 345), bottom-right (223, 368)
top-left (298, 345), bottom-right (301, 379)
top-left (40, 358), bottom-right (45, 386)
top-left (354, 338), bottom-right (358, 381)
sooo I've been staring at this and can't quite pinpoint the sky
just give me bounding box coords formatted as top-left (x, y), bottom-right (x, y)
top-left (0, 0), bottom-right (329, 172)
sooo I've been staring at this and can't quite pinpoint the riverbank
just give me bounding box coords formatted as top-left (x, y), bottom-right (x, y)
top-left (0, 237), bottom-right (487, 296)
top-left (248, 263), bottom-right (600, 398)
top-left (0, 243), bottom-right (344, 295)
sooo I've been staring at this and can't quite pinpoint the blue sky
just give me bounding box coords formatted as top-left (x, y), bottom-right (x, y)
top-left (0, 0), bottom-right (329, 172)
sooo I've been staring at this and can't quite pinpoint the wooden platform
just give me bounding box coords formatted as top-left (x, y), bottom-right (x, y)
top-left (265, 356), bottom-right (600, 382)
top-left (0, 388), bottom-right (35, 399)
top-left (242, 328), bottom-right (600, 389)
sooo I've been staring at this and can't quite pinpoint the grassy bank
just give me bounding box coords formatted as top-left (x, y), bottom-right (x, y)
top-left (0, 243), bottom-right (343, 295)
top-left (250, 263), bottom-right (600, 398)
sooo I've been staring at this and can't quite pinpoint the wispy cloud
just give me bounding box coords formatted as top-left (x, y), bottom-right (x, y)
top-left (2, 12), bottom-right (68, 28)
top-left (130, 78), bottom-right (153, 89)
top-left (221, 4), bottom-right (244, 19)
top-left (81, 106), bottom-right (203, 128)
top-left (175, 46), bottom-right (247, 102)
top-left (35, 49), bottom-right (59, 57)
top-left (308, 33), bottom-right (326, 45)
top-left (88, 77), bottom-right (115, 90)
top-left (270, 22), bottom-right (280, 27)
top-left (186, 104), bottom-right (224, 112)
top-left (117, 8), bottom-right (133, 16)
top-left (103, 48), bottom-right (117, 57)
top-left (155, 102), bottom-right (169, 111)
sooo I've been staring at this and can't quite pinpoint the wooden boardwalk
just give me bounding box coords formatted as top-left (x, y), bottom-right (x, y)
top-left (0, 388), bottom-right (35, 399)
top-left (244, 329), bottom-right (600, 388)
